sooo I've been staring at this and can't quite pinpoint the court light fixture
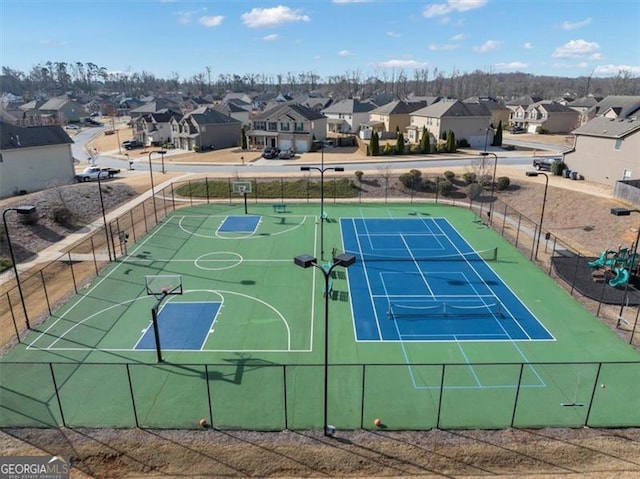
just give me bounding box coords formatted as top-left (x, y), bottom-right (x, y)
top-left (3, 205), bottom-right (37, 330)
top-left (294, 252), bottom-right (356, 436)
top-left (525, 171), bottom-right (549, 260)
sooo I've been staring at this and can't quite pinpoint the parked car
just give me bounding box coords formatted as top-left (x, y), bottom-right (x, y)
top-left (83, 118), bottom-right (102, 126)
top-left (74, 166), bottom-right (120, 182)
top-left (509, 126), bottom-right (526, 134)
top-left (262, 147), bottom-right (280, 159)
top-left (278, 148), bottom-right (295, 159)
top-left (532, 157), bottom-right (562, 171)
top-left (124, 140), bottom-right (144, 150)
top-left (65, 124), bottom-right (80, 130)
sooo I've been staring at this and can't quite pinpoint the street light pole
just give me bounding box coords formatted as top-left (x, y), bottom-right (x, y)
top-left (301, 164), bottom-right (345, 260)
top-left (481, 152), bottom-right (498, 224)
top-left (148, 150), bottom-right (166, 224)
top-left (3, 206), bottom-right (37, 330)
top-left (525, 171), bottom-right (549, 260)
top-left (96, 173), bottom-right (112, 261)
top-left (610, 208), bottom-right (640, 334)
top-left (294, 253), bottom-right (356, 436)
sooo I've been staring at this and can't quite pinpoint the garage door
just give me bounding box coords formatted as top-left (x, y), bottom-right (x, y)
top-left (279, 139), bottom-right (292, 150)
top-left (294, 139), bottom-right (308, 153)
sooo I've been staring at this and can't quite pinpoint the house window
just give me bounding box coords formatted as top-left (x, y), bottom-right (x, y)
top-left (294, 122), bottom-right (304, 132)
top-left (255, 121), bottom-right (266, 130)
top-left (280, 122), bottom-right (290, 131)
top-left (268, 122), bottom-right (277, 131)
top-left (615, 138), bottom-right (623, 150)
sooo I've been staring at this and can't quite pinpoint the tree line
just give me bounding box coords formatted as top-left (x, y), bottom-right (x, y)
top-left (2, 61), bottom-right (639, 101)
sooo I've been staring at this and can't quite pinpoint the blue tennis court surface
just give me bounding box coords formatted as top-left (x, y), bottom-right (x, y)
top-left (341, 217), bottom-right (554, 342)
top-left (218, 215), bottom-right (261, 233)
top-left (135, 302), bottom-right (221, 350)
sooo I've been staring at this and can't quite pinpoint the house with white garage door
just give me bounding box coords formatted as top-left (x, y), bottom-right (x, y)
top-left (247, 103), bottom-right (327, 153)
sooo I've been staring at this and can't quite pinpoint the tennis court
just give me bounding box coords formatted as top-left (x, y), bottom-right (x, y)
top-left (1, 202), bottom-right (639, 430)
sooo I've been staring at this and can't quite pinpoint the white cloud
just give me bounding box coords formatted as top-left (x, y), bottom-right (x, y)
top-left (387, 31), bottom-right (401, 38)
top-left (338, 50), bottom-right (353, 56)
top-left (594, 64), bottom-right (640, 76)
top-left (375, 59), bottom-right (428, 69)
top-left (198, 15), bottom-right (224, 27)
top-left (493, 62), bottom-right (528, 71)
top-left (524, 42), bottom-right (533, 49)
top-left (263, 34), bottom-right (279, 41)
top-left (39, 39), bottom-right (67, 47)
top-left (473, 40), bottom-right (501, 53)
top-left (177, 10), bottom-right (197, 24)
top-left (423, 0), bottom-right (487, 18)
top-left (562, 17), bottom-right (592, 30)
top-left (242, 6), bottom-right (310, 28)
top-left (429, 43), bottom-right (460, 51)
top-left (552, 39), bottom-right (600, 58)
top-left (450, 33), bottom-right (465, 41)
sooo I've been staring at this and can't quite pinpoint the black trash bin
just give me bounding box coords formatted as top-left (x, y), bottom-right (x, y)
top-left (564, 169), bottom-right (572, 178)
top-left (571, 170), bottom-right (579, 180)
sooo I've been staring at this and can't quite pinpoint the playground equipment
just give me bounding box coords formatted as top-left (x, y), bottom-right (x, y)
top-left (588, 245), bottom-right (638, 288)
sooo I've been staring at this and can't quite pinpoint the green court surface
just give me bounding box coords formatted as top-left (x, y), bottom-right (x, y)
top-left (1, 203), bottom-right (639, 430)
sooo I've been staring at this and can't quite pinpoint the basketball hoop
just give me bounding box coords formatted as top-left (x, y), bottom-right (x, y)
top-left (239, 186), bottom-right (246, 195)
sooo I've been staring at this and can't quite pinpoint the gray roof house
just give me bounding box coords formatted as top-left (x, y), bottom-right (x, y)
top-left (408, 100), bottom-right (492, 148)
top-left (38, 97), bottom-right (86, 124)
top-left (322, 99), bottom-right (376, 134)
top-left (565, 116), bottom-right (640, 188)
top-left (133, 109), bottom-right (182, 146)
top-left (248, 103), bottom-right (326, 153)
top-left (0, 121), bottom-right (75, 198)
top-left (170, 107), bottom-right (241, 152)
top-left (521, 100), bottom-right (580, 134)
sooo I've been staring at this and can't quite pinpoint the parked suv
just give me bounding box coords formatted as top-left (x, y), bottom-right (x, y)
top-left (509, 126), bottom-right (526, 134)
top-left (262, 147), bottom-right (280, 159)
top-left (124, 140), bottom-right (144, 150)
top-left (278, 148), bottom-right (295, 159)
top-left (532, 157), bottom-right (562, 171)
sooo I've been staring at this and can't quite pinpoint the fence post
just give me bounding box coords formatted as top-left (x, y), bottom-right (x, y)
top-left (584, 362), bottom-right (602, 428)
top-left (67, 252), bottom-right (78, 294)
top-left (125, 364), bottom-right (140, 428)
top-left (130, 210), bottom-right (137, 244)
top-left (510, 363), bottom-right (525, 427)
top-left (515, 214), bottom-right (522, 248)
top-left (49, 363), bottom-right (67, 427)
top-left (501, 203), bottom-right (508, 236)
top-left (206, 177), bottom-right (210, 204)
top-left (569, 253), bottom-right (582, 296)
top-left (205, 365), bottom-right (214, 428)
top-left (40, 270), bottom-right (52, 315)
top-left (436, 364), bottom-right (445, 429)
top-left (142, 202), bottom-right (148, 234)
top-left (282, 365), bottom-right (288, 430)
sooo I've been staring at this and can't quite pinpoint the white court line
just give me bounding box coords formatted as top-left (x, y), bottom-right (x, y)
top-left (400, 233), bottom-right (434, 297)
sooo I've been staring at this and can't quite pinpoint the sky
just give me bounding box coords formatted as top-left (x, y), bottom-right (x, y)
top-left (1, 0), bottom-right (639, 82)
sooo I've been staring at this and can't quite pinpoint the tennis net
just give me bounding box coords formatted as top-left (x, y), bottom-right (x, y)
top-left (347, 247), bottom-right (498, 263)
top-left (387, 302), bottom-right (503, 319)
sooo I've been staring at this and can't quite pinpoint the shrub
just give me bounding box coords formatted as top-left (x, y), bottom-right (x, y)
top-left (436, 142), bottom-right (449, 153)
top-left (466, 183), bottom-right (484, 200)
top-left (355, 170), bottom-right (364, 182)
top-left (399, 169), bottom-right (422, 189)
top-left (52, 207), bottom-right (76, 228)
top-left (193, 145), bottom-right (200, 152)
top-left (479, 174), bottom-right (493, 187)
top-left (383, 143), bottom-right (394, 155)
top-left (457, 138), bottom-right (470, 148)
top-left (462, 172), bottom-right (477, 185)
top-left (437, 179), bottom-right (453, 196)
top-left (496, 176), bottom-right (510, 190)
top-left (551, 160), bottom-right (567, 176)
top-left (443, 170), bottom-right (456, 181)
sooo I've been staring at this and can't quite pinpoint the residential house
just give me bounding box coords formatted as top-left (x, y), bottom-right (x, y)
top-left (117, 98), bottom-right (144, 117)
top-left (294, 94), bottom-right (333, 113)
top-left (180, 97), bottom-right (214, 114)
top-left (463, 97), bottom-right (511, 130)
top-left (247, 103), bottom-right (326, 152)
top-left (565, 116), bottom-right (640, 187)
top-left (505, 95), bottom-right (543, 127)
top-left (582, 95), bottom-right (640, 124)
top-left (0, 121), bottom-right (75, 198)
top-left (322, 99), bottom-right (376, 135)
top-left (521, 100), bottom-right (580, 134)
top-left (213, 100), bottom-right (252, 127)
top-left (170, 107), bottom-right (242, 152)
top-left (130, 98), bottom-right (181, 118)
top-left (17, 99), bottom-right (46, 126)
top-left (365, 100), bottom-right (428, 138)
top-left (408, 99), bottom-right (492, 148)
top-left (133, 109), bottom-right (182, 146)
top-left (38, 97), bottom-right (86, 124)
top-left (568, 95), bottom-right (604, 126)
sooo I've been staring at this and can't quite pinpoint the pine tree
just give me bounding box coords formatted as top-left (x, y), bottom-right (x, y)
top-left (396, 133), bottom-right (405, 155)
top-left (370, 131), bottom-right (380, 156)
top-left (241, 127), bottom-right (247, 150)
top-left (492, 121), bottom-right (503, 146)
top-left (446, 130), bottom-right (456, 153)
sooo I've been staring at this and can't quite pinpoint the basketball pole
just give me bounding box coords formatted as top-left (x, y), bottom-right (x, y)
top-left (151, 295), bottom-right (166, 363)
top-left (243, 191), bottom-right (248, 214)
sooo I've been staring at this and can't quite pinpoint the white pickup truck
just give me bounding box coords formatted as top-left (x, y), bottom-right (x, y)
top-left (75, 166), bottom-right (120, 182)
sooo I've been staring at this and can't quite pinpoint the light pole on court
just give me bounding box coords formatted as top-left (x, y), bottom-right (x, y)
top-left (301, 163), bottom-right (344, 260)
top-left (3, 205), bottom-right (37, 330)
top-left (481, 152), bottom-right (498, 224)
top-left (148, 150), bottom-right (166, 224)
top-left (294, 253), bottom-right (356, 436)
top-left (525, 171), bottom-right (549, 260)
